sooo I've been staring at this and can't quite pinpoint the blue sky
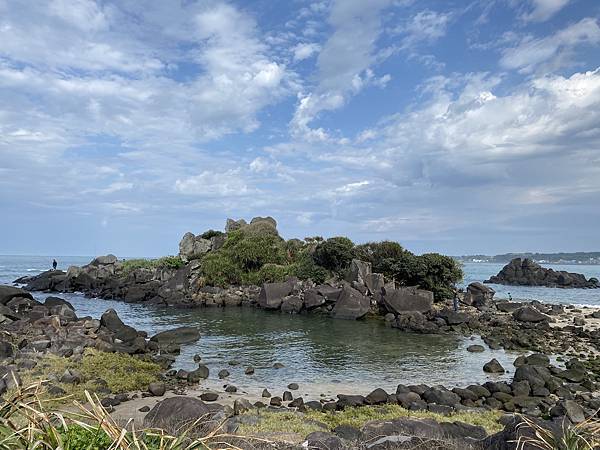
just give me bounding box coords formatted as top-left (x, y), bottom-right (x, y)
top-left (1, 0), bottom-right (599, 257)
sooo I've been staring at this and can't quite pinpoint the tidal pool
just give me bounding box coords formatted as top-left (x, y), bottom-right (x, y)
top-left (31, 291), bottom-right (524, 395)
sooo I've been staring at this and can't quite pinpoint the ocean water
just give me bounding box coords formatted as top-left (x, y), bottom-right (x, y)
top-left (0, 255), bottom-right (593, 393)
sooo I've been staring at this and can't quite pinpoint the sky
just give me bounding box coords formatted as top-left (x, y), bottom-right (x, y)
top-left (1, 0), bottom-right (599, 257)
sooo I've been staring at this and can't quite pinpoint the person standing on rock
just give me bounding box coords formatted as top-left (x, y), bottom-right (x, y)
top-left (453, 289), bottom-right (459, 312)
top-left (52, 259), bottom-right (57, 270)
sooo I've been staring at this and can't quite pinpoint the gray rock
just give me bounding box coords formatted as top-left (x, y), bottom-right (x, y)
top-left (332, 286), bottom-right (370, 320)
top-left (304, 432), bottom-right (344, 450)
top-left (513, 306), bottom-right (550, 323)
top-left (258, 281), bottom-right (293, 310)
top-left (150, 326), bottom-right (200, 345)
top-left (148, 382), bottom-right (166, 397)
top-left (187, 365), bottom-right (209, 382)
top-left (467, 344), bottom-right (485, 353)
top-left (280, 296), bottom-right (303, 313)
top-left (483, 358), bottom-right (505, 373)
top-left (218, 369), bottom-right (230, 379)
top-left (383, 287), bottom-right (433, 314)
top-left (178, 232), bottom-right (211, 262)
top-left (422, 387), bottom-right (460, 407)
top-left (144, 397), bottom-right (216, 427)
top-left (463, 282), bottom-right (495, 307)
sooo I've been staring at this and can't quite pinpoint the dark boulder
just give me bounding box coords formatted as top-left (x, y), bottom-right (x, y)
top-left (513, 306), bottom-right (549, 323)
top-left (100, 309), bottom-right (138, 342)
top-left (382, 287), bottom-right (433, 314)
top-left (258, 281), bottom-right (293, 310)
top-left (463, 282), bottom-right (495, 307)
top-left (150, 326), bottom-right (200, 345)
top-left (331, 286), bottom-right (370, 320)
top-left (0, 285), bottom-right (34, 305)
top-left (483, 359), bottom-right (505, 373)
top-left (144, 397), bottom-right (219, 428)
top-left (422, 387), bottom-right (460, 407)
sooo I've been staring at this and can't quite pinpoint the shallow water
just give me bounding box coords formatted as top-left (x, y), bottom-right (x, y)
top-left (0, 255), bottom-right (591, 393)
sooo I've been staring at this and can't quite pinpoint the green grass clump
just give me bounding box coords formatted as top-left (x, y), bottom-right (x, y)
top-left (239, 404), bottom-right (503, 437)
top-left (121, 256), bottom-right (185, 274)
top-left (20, 349), bottom-right (162, 405)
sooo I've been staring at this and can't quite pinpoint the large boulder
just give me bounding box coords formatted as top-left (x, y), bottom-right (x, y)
top-left (178, 232), bottom-right (211, 262)
top-left (485, 258), bottom-right (599, 288)
top-left (512, 306), bottom-right (549, 323)
top-left (258, 281), bottom-right (294, 310)
top-left (100, 309), bottom-right (139, 343)
top-left (0, 286), bottom-right (34, 305)
top-left (91, 254), bottom-right (118, 266)
top-left (144, 397), bottom-right (220, 428)
top-left (332, 286), bottom-right (370, 320)
top-left (150, 326), bottom-right (201, 345)
top-left (463, 282), bottom-right (495, 307)
top-left (383, 287), bottom-right (433, 314)
top-left (345, 259), bottom-right (373, 290)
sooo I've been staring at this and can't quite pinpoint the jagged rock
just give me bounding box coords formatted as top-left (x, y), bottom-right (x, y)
top-left (281, 295), bottom-right (303, 313)
top-left (100, 309), bottom-right (138, 342)
top-left (258, 281), bottom-right (293, 310)
top-left (463, 282), bottom-right (495, 307)
top-left (332, 286), bottom-right (370, 320)
top-left (178, 232), bottom-right (211, 262)
top-left (382, 287), bottom-right (433, 314)
top-left (91, 255), bottom-right (118, 265)
top-left (486, 258), bottom-right (599, 288)
top-left (0, 286), bottom-right (34, 305)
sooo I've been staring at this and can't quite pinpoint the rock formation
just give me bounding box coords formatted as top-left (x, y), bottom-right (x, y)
top-left (485, 258), bottom-right (599, 288)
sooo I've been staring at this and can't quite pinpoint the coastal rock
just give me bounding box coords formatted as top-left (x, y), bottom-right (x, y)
top-left (258, 281), bottom-right (293, 310)
top-left (150, 326), bottom-right (200, 345)
top-left (485, 258), bottom-right (599, 288)
top-left (100, 309), bottom-right (138, 342)
top-left (0, 286), bottom-right (34, 305)
top-left (483, 359), bottom-right (505, 373)
top-left (463, 282), bottom-right (495, 307)
top-left (144, 397), bottom-right (218, 427)
top-left (178, 232), bottom-right (211, 262)
top-left (331, 286), bottom-right (370, 320)
top-left (512, 306), bottom-right (550, 323)
top-left (382, 287), bottom-right (433, 314)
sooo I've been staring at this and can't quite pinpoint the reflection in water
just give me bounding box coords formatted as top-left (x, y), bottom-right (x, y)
top-left (32, 291), bottom-right (523, 392)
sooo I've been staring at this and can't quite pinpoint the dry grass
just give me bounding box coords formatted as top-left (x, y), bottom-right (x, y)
top-left (515, 414), bottom-right (600, 450)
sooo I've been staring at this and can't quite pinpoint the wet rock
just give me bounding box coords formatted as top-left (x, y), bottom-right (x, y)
top-left (100, 309), bottom-right (138, 342)
top-left (483, 358), bottom-right (505, 373)
top-left (139, 405), bottom-right (150, 412)
top-left (467, 344), bottom-right (485, 353)
top-left (281, 295), bottom-right (303, 313)
top-left (150, 326), bottom-right (200, 345)
top-left (187, 365), bottom-right (209, 383)
top-left (218, 369), bottom-right (230, 379)
top-left (283, 391), bottom-right (293, 401)
top-left (262, 389), bottom-right (271, 398)
top-left (244, 366), bottom-right (255, 375)
top-left (288, 383), bottom-right (299, 390)
top-left (225, 385), bottom-right (237, 393)
top-left (270, 396), bottom-right (282, 407)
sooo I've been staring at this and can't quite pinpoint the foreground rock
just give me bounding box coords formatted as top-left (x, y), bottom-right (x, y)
top-left (485, 258), bottom-right (599, 288)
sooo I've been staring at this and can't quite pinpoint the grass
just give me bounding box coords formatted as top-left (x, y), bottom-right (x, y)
top-left (120, 256), bottom-right (185, 274)
top-left (0, 382), bottom-right (259, 450)
top-left (238, 404), bottom-right (504, 437)
top-left (18, 349), bottom-right (162, 405)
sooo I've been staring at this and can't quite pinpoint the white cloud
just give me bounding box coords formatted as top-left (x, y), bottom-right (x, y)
top-left (400, 10), bottom-right (451, 48)
top-left (292, 42), bottom-right (321, 61)
top-left (521, 0), bottom-right (570, 23)
top-left (290, 0), bottom-right (392, 141)
top-left (174, 170), bottom-right (250, 197)
top-left (501, 18), bottom-right (600, 73)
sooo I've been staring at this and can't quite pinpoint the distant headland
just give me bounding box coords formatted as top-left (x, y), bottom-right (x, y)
top-left (455, 252), bottom-right (600, 265)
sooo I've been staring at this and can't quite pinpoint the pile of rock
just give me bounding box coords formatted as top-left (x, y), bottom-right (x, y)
top-left (485, 258), bottom-right (600, 288)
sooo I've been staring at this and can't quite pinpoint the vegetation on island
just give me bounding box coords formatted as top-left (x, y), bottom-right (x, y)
top-left (199, 222), bottom-right (463, 300)
top-left (120, 256), bottom-right (185, 274)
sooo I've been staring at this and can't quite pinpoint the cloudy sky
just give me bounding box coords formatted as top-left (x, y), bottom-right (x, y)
top-left (1, 0), bottom-right (599, 257)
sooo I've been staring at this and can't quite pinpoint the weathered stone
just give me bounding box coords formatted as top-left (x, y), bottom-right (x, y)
top-left (513, 306), bottom-right (549, 323)
top-left (144, 397), bottom-right (215, 427)
top-left (483, 358), bottom-right (505, 373)
top-left (467, 344), bottom-right (485, 353)
top-left (331, 286), bottom-right (370, 320)
top-left (463, 282), bottom-right (495, 307)
top-left (383, 287), bottom-right (433, 314)
top-left (178, 232), bottom-right (211, 262)
top-left (148, 382), bottom-right (166, 397)
top-left (258, 281), bottom-right (293, 310)
top-left (280, 295), bottom-right (303, 313)
top-left (150, 327), bottom-right (200, 345)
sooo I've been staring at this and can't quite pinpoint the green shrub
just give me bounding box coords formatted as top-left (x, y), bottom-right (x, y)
top-left (200, 229), bottom-right (224, 240)
top-left (290, 253), bottom-right (329, 284)
top-left (413, 253), bottom-right (463, 300)
top-left (201, 252), bottom-right (242, 287)
top-left (120, 256), bottom-right (184, 274)
top-left (313, 237), bottom-right (355, 273)
top-left (242, 263), bottom-right (291, 285)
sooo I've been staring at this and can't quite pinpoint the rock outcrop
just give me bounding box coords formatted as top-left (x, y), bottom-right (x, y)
top-left (485, 258), bottom-right (599, 288)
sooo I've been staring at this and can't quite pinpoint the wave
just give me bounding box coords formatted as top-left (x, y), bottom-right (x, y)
top-left (26, 268), bottom-right (43, 272)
